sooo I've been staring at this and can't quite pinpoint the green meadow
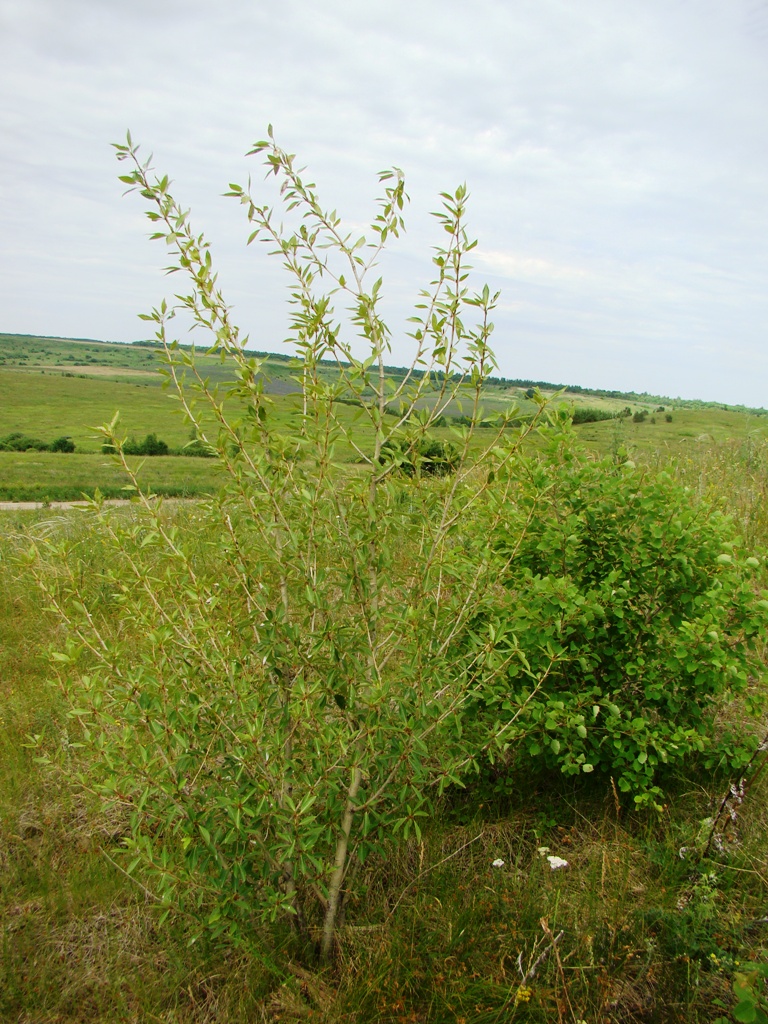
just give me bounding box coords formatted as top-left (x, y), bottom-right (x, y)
top-left (0, 453), bottom-right (226, 502)
top-left (1, 332), bottom-right (767, 502)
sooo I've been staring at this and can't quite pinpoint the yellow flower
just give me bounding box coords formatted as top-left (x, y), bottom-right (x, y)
top-left (514, 985), bottom-right (533, 1006)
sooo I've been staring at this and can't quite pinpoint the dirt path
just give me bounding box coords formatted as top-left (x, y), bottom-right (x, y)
top-left (0, 499), bottom-right (139, 511)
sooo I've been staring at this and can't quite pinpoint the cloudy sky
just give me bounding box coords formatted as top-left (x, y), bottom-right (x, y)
top-left (3, 0), bottom-right (768, 405)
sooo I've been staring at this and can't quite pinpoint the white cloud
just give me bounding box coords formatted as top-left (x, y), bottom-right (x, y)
top-left (1, 0), bottom-right (767, 404)
top-left (475, 250), bottom-right (590, 283)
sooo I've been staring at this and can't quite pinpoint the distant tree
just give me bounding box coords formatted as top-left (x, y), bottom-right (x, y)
top-left (379, 435), bottom-right (460, 477)
top-left (570, 407), bottom-right (615, 425)
top-left (50, 436), bottom-right (75, 453)
top-left (110, 433), bottom-right (170, 456)
top-left (141, 432), bottom-right (169, 456)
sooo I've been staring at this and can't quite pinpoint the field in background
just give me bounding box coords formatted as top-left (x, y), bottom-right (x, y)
top-left (2, 332), bottom-right (767, 501)
top-left (0, 452), bottom-right (226, 501)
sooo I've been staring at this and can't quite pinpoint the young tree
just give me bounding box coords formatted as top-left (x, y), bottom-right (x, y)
top-left (28, 130), bottom-right (548, 958)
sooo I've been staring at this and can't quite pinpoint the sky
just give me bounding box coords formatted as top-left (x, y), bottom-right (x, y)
top-left (3, 0), bottom-right (768, 405)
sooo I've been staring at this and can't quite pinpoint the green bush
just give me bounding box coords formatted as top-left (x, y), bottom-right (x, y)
top-left (50, 436), bottom-right (75, 453)
top-left (379, 435), bottom-right (460, 477)
top-left (27, 131), bottom-right (525, 960)
top-left (570, 406), bottom-right (615, 425)
top-left (463, 420), bottom-right (768, 808)
top-left (0, 433), bottom-right (74, 452)
top-left (0, 432), bottom-right (50, 452)
top-left (103, 432), bottom-right (169, 456)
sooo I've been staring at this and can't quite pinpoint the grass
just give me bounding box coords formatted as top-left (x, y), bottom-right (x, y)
top-left (3, 351), bottom-right (768, 504)
top-left (572, 407), bottom-right (768, 454)
top-left (0, 452), bottom-right (226, 502)
top-left (0, 367), bottom-right (201, 452)
top-left (0, 332), bottom-right (298, 384)
top-left (3, 330), bottom-right (768, 496)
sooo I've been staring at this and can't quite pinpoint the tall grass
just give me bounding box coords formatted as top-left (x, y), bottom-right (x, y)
top-left (644, 435), bottom-right (768, 548)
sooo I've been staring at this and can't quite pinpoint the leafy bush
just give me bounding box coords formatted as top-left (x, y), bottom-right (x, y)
top-left (50, 436), bottom-right (75, 453)
top-left (463, 419), bottom-right (768, 808)
top-left (632, 409), bottom-right (648, 423)
top-left (27, 130), bottom-right (539, 960)
top-left (127, 432), bottom-right (169, 456)
top-left (570, 406), bottom-right (615, 425)
top-left (102, 432), bottom-right (169, 456)
top-left (0, 433), bottom-right (74, 453)
top-left (379, 435), bottom-right (459, 477)
top-left (0, 432), bottom-right (50, 452)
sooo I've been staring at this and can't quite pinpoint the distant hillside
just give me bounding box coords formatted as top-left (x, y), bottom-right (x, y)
top-left (1, 332), bottom-right (765, 415)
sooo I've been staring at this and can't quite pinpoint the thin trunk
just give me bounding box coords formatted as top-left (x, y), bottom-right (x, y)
top-left (274, 526), bottom-right (299, 923)
top-left (320, 764), bottom-right (363, 960)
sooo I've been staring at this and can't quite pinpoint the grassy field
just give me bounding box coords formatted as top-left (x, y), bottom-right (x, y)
top-left (574, 406), bottom-right (768, 455)
top-left (0, 336), bottom-right (380, 497)
top-left (0, 332), bottom-right (300, 383)
top-left (0, 336), bottom-right (302, 451)
top-left (0, 452), bottom-right (226, 501)
top-left (0, 368), bottom-right (199, 451)
top-left (2, 332), bottom-right (768, 502)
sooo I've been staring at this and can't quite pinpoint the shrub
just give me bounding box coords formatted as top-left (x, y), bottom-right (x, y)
top-left (570, 406), bottom-right (615, 425)
top-left (379, 435), bottom-right (459, 477)
top-left (0, 432), bottom-right (49, 452)
top-left (463, 419), bottom-right (768, 809)
top-left (50, 436), bottom-right (75, 453)
top-left (143, 433), bottom-right (168, 456)
top-left (632, 409), bottom-right (647, 423)
top-left (103, 433), bottom-right (169, 456)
